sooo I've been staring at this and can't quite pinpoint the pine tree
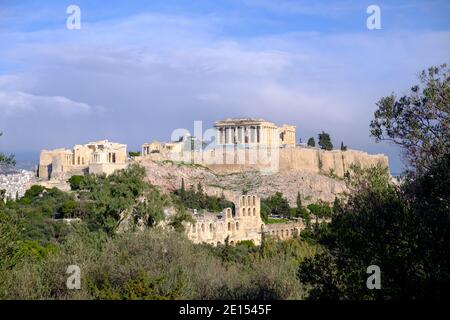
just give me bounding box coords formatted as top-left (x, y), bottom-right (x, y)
top-left (318, 131), bottom-right (333, 150)
top-left (340, 141), bottom-right (347, 151)
top-left (333, 196), bottom-right (341, 214)
top-left (180, 178), bottom-right (186, 201)
top-left (307, 137), bottom-right (315, 147)
top-left (295, 192), bottom-right (302, 217)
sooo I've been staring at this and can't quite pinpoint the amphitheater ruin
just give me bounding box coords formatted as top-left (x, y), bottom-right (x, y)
top-left (184, 194), bottom-right (303, 246)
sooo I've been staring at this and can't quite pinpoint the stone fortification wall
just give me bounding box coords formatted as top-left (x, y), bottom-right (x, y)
top-left (185, 195), bottom-right (264, 246)
top-left (263, 221), bottom-right (304, 240)
top-left (278, 147), bottom-right (389, 176)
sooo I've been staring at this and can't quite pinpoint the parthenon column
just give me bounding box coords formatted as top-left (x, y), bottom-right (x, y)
top-left (261, 127), bottom-right (265, 145)
top-left (257, 126), bottom-right (260, 144)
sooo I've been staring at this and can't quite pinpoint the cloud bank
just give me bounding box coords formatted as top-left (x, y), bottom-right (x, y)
top-left (0, 4), bottom-right (449, 172)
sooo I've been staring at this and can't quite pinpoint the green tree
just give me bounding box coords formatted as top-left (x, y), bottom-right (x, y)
top-left (298, 155), bottom-right (450, 299)
top-left (307, 137), bottom-right (315, 147)
top-left (128, 151), bottom-right (141, 157)
top-left (298, 65), bottom-right (450, 299)
top-left (318, 131), bottom-right (333, 150)
top-left (134, 186), bottom-right (170, 228)
top-left (81, 164), bottom-right (151, 234)
top-left (340, 141), bottom-right (347, 151)
top-left (0, 211), bottom-right (21, 270)
top-left (68, 175), bottom-right (85, 191)
top-left (332, 197), bottom-right (342, 215)
top-left (0, 132), bottom-right (15, 166)
top-left (261, 192), bottom-right (290, 218)
top-left (307, 201), bottom-right (332, 221)
top-left (295, 192), bottom-right (302, 217)
top-left (179, 178), bottom-right (186, 201)
top-left (370, 64), bottom-right (450, 174)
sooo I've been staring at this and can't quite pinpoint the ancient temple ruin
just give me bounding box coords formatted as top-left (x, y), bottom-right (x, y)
top-left (38, 140), bottom-right (127, 180)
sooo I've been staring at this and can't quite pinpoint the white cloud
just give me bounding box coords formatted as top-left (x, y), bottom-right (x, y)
top-left (0, 91), bottom-right (94, 117)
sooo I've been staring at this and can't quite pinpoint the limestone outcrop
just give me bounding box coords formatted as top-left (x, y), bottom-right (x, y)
top-left (136, 158), bottom-right (349, 206)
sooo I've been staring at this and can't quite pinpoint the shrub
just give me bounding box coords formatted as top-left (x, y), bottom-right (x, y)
top-left (68, 175), bottom-right (85, 191)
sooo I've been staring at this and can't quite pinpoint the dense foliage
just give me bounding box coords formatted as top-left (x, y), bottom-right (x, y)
top-left (0, 165), bottom-right (320, 299)
top-left (172, 179), bottom-right (233, 213)
top-left (260, 192), bottom-right (290, 222)
top-left (370, 64), bottom-right (450, 174)
top-left (298, 65), bottom-right (450, 300)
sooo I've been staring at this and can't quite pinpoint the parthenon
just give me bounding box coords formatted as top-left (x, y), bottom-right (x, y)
top-left (214, 118), bottom-right (296, 146)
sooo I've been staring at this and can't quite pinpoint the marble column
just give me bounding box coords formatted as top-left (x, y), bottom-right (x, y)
top-left (257, 126), bottom-right (260, 143)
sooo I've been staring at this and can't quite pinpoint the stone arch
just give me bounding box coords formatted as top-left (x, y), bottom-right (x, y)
top-left (210, 223), bottom-right (213, 232)
top-left (247, 208), bottom-right (251, 216)
top-left (247, 195), bottom-right (251, 206)
top-left (217, 241), bottom-right (222, 246)
top-left (253, 208), bottom-right (256, 216)
top-left (242, 207), bottom-right (245, 216)
top-left (230, 241), bottom-right (235, 246)
top-left (201, 224), bottom-right (205, 232)
top-left (236, 221), bottom-right (239, 230)
top-left (253, 196), bottom-right (256, 205)
top-left (228, 222), bottom-right (231, 231)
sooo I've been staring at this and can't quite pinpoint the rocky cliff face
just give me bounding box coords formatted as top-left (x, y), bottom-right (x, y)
top-left (137, 159), bottom-right (348, 205)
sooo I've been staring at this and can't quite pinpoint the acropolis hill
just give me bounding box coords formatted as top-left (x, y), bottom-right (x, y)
top-left (30, 118), bottom-right (390, 245)
top-left (36, 117), bottom-right (388, 205)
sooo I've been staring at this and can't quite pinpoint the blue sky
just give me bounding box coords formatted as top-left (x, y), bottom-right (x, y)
top-left (1, 0), bottom-right (449, 173)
